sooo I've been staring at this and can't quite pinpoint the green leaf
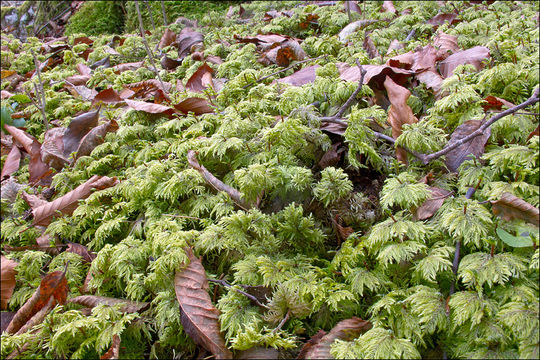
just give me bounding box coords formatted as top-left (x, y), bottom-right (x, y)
top-left (496, 228), bottom-right (534, 248)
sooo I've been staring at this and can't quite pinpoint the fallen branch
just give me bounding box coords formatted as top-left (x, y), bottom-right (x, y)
top-left (187, 150), bottom-right (252, 210)
top-left (160, 0), bottom-right (168, 26)
top-left (242, 55), bottom-right (327, 89)
top-left (208, 278), bottom-right (269, 309)
top-left (144, 0), bottom-right (156, 31)
top-left (30, 49), bottom-right (49, 130)
top-left (272, 309), bottom-right (291, 333)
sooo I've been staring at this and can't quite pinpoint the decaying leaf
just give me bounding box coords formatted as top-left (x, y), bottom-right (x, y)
top-left (439, 46), bottom-right (490, 78)
top-left (21, 191), bottom-right (48, 208)
top-left (1, 146), bottom-right (21, 179)
top-left (161, 55), bottom-right (183, 70)
top-left (158, 28), bottom-right (176, 49)
top-left (482, 95), bottom-right (515, 111)
top-left (427, 13), bottom-right (459, 27)
top-left (259, 39), bottom-right (306, 67)
top-left (92, 88), bottom-right (124, 105)
top-left (68, 295), bottom-right (149, 313)
top-left (175, 247), bottom-right (232, 359)
top-left (381, 1), bottom-right (397, 14)
top-left (433, 31), bottom-right (459, 56)
top-left (491, 192), bottom-right (539, 227)
top-left (100, 334), bottom-right (120, 359)
top-left (1, 256), bottom-right (18, 310)
top-left (75, 119), bottom-right (119, 160)
top-left (174, 97), bottom-right (214, 115)
top-left (65, 74), bottom-right (90, 86)
top-left (177, 30), bottom-right (204, 59)
top-left (319, 143), bottom-right (343, 169)
top-left (237, 347), bottom-right (279, 359)
top-left (113, 61), bottom-right (144, 74)
top-left (299, 317), bottom-right (372, 359)
top-left (414, 187), bottom-right (452, 220)
top-left (32, 175), bottom-right (119, 226)
top-left (339, 63), bottom-right (415, 88)
top-left (41, 127), bottom-right (68, 170)
top-left (125, 99), bottom-right (175, 117)
top-left (445, 120), bottom-right (491, 172)
top-left (1, 312), bottom-right (16, 333)
top-left (383, 76), bottom-right (418, 164)
top-left (277, 65), bottom-right (319, 86)
top-left (185, 63), bottom-right (214, 93)
top-left (66, 242), bottom-right (97, 264)
top-left (363, 35), bottom-right (380, 59)
top-left (297, 330), bottom-right (326, 359)
top-left (63, 107), bottom-right (101, 157)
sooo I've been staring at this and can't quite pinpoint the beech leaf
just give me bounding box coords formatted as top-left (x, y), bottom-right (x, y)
top-left (66, 242), bottom-right (97, 264)
top-left (113, 61), bottom-right (145, 74)
top-left (41, 127), bottom-right (68, 170)
top-left (125, 99), bottom-right (175, 116)
top-left (491, 192), bottom-right (539, 227)
top-left (439, 46), bottom-right (490, 78)
top-left (174, 247), bottom-right (232, 359)
top-left (158, 28), bottom-right (177, 49)
top-left (75, 119), bottom-right (119, 160)
top-left (237, 347), bottom-right (279, 359)
top-left (63, 107), bottom-right (101, 157)
top-left (299, 317), bottom-right (372, 359)
top-left (100, 334), bottom-right (120, 359)
top-left (174, 98), bottom-right (214, 115)
top-left (414, 187), bottom-right (452, 220)
top-left (277, 65), bottom-right (319, 86)
top-left (177, 31), bottom-right (204, 59)
top-left (445, 120), bottom-right (490, 172)
top-left (92, 88), bottom-right (124, 105)
top-left (482, 95), bottom-right (515, 111)
top-left (185, 63), bottom-right (214, 93)
top-left (1, 145), bottom-right (21, 179)
top-left (68, 295), bottom-right (149, 314)
top-left (1, 256), bottom-right (18, 310)
top-left (32, 175), bottom-right (119, 226)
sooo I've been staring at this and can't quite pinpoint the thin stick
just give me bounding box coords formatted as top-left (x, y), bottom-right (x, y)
top-left (187, 150), bottom-right (252, 210)
top-left (208, 279), bottom-right (269, 309)
top-left (160, 0), bottom-right (168, 26)
top-left (144, 0), bottom-right (156, 31)
top-left (135, 0), bottom-right (167, 92)
top-left (163, 214), bottom-right (202, 220)
top-left (272, 309), bottom-right (291, 333)
top-left (30, 50), bottom-right (49, 130)
top-left (242, 55), bottom-right (327, 89)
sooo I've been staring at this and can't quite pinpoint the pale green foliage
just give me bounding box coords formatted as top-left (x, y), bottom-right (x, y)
top-left (313, 167), bottom-right (353, 207)
top-left (459, 252), bottom-right (527, 288)
top-left (412, 242), bottom-right (454, 282)
top-left (380, 172), bottom-right (431, 210)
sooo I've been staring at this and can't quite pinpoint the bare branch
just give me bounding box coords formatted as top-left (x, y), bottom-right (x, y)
top-left (187, 150), bottom-right (252, 210)
top-left (30, 49), bottom-right (49, 130)
top-left (144, 0), bottom-right (156, 31)
top-left (160, 0), bottom-right (168, 26)
top-left (208, 279), bottom-right (269, 309)
top-left (272, 309), bottom-right (291, 333)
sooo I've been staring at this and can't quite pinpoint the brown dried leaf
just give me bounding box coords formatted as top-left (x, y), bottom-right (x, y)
top-left (299, 317), bottom-right (372, 359)
top-left (21, 191), bottom-right (48, 208)
top-left (445, 120), bottom-right (490, 172)
top-left (339, 64), bottom-right (415, 89)
top-left (185, 63), bottom-right (214, 93)
top-left (433, 32), bottom-right (459, 57)
top-left (100, 334), bottom-right (120, 359)
top-left (63, 107), bottom-right (101, 157)
top-left (1, 146), bottom-right (21, 179)
top-left (237, 347), bottom-right (279, 359)
top-left (386, 39), bottom-right (404, 55)
top-left (439, 46), bottom-right (490, 78)
top-left (73, 36), bottom-right (93, 46)
top-left (125, 99), bottom-right (175, 116)
top-left (297, 330), bottom-right (326, 359)
top-left (76, 63), bottom-right (92, 76)
top-left (65, 83), bottom-right (98, 101)
top-left (123, 79), bottom-right (172, 100)
top-left (527, 125), bottom-right (539, 141)
top-left (277, 65), bottom-right (319, 86)
top-left (482, 95), bottom-right (515, 111)
top-left (32, 175), bottom-right (119, 226)
top-left (427, 13), bottom-right (459, 27)
top-left (175, 247), bottom-right (232, 359)
top-left (92, 88), bottom-right (124, 106)
top-left (382, 1), bottom-right (397, 14)
top-left (158, 28), bottom-right (177, 49)
top-left (68, 295), bottom-right (149, 313)
top-left (177, 31), bottom-right (204, 59)
top-left (383, 76), bottom-right (418, 164)
top-left (161, 55), bottom-right (183, 70)
top-left (173, 98), bottom-right (214, 115)
top-left (1, 70), bottom-right (17, 79)
top-left (320, 121), bottom-right (347, 136)
top-left (319, 143), bottom-right (342, 169)
top-left (75, 119), bottom-right (119, 160)
top-left (41, 127), bottom-right (68, 170)
top-left (415, 70), bottom-right (444, 97)
top-left (491, 192), bottom-right (539, 227)
top-left (65, 74), bottom-right (90, 86)
top-left (113, 61), bottom-right (144, 74)
top-left (89, 55), bottom-right (111, 70)
top-left (235, 33), bottom-right (288, 47)
top-left (66, 243), bottom-right (96, 264)
top-left (363, 35), bottom-right (380, 59)
top-left (1, 256), bottom-right (18, 310)
top-left (414, 187), bottom-right (452, 220)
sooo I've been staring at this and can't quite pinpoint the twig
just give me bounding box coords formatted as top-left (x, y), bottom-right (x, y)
top-left (187, 150), bottom-right (252, 210)
top-left (160, 0), bottom-right (168, 26)
top-left (320, 59), bottom-right (366, 121)
top-left (163, 214), bottom-right (202, 220)
top-left (144, 0), bottom-right (156, 31)
top-left (208, 279), bottom-right (269, 309)
top-left (242, 55), bottom-right (327, 89)
top-left (272, 309), bottom-right (291, 333)
top-left (30, 50), bottom-right (49, 130)
top-left (135, 0), bottom-right (166, 92)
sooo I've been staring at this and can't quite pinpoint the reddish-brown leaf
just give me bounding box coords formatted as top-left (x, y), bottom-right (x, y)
top-left (73, 36), bottom-right (93, 46)
top-left (414, 187), bottom-right (452, 220)
top-left (65, 74), bottom-right (90, 86)
top-left (21, 191), bottom-right (48, 208)
top-left (1, 146), bottom-right (21, 179)
top-left (32, 175), bottom-right (119, 226)
top-left (125, 99), bottom-right (175, 116)
top-left (92, 88), bottom-right (124, 106)
top-left (173, 98), bottom-right (214, 115)
top-left (384, 76), bottom-right (418, 164)
top-left (158, 28), bottom-right (177, 49)
top-left (63, 107), bottom-right (101, 157)
top-left (123, 79), bottom-right (172, 100)
top-left (41, 127), bottom-right (68, 170)
top-left (259, 39), bottom-right (306, 67)
top-left (185, 63), bottom-right (214, 93)
top-left (237, 347), bottom-right (279, 359)
top-left (439, 46), bottom-right (490, 78)
top-left (445, 120), bottom-right (491, 172)
top-left (68, 295), bottom-right (149, 314)
top-left (277, 65), bottom-right (319, 86)
top-left (427, 13), bottom-right (459, 27)
top-left (66, 243), bottom-right (96, 264)
top-left (491, 192), bottom-right (539, 227)
top-left (363, 35), bottom-right (380, 59)
top-left (175, 247), bottom-right (232, 359)
top-left (299, 317), bottom-right (372, 359)
top-left (161, 55), bottom-right (183, 70)
top-left (381, 1), bottom-right (397, 14)
top-left (177, 31), bottom-right (204, 59)
top-left (297, 330), bottom-right (326, 359)
top-left (482, 95), bottom-right (515, 111)
top-left (65, 83), bottom-right (98, 101)
top-left (433, 32), bottom-right (459, 56)
top-left (1, 70), bottom-right (17, 79)
top-left (75, 119), bottom-right (119, 160)
top-left (415, 70), bottom-right (444, 97)
top-left (319, 143), bottom-right (343, 169)
top-left (76, 63), bottom-right (92, 76)
top-left (113, 61), bottom-right (144, 74)
top-left (235, 33), bottom-right (288, 47)
top-left (527, 125), bottom-right (539, 141)
top-left (1, 256), bottom-right (18, 310)
top-left (339, 64), bottom-right (415, 88)
top-left (100, 334), bottom-right (120, 359)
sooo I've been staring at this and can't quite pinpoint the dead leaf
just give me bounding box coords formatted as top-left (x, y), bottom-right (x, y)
top-left (527, 125), bottom-right (539, 141)
top-left (482, 95), bottom-right (515, 111)
top-left (427, 13), bottom-right (459, 27)
top-left (177, 31), bottom-right (204, 59)
top-left (125, 99), bottom-right (175, 116)
top-left (439, 46), bottom-right (490, 78)
top-left (339, 64), bottom-right (415, 89)
top-left (173, 98), bottom-right (214, 115)
top-left (1, 312), bottom-right (16, 333)
top-left (66, 243), bottom-right (97, 264)
top-left (161, 55), bottom-right (183, 70)
top-left (277, 65), bottom-right (319, 86)
top-left (41, 127), bottom-right (68, 170)
top-left (1, 90), bottom-right (15, 99)
top-left (320, 121), bottom-right (347, 136)
top-left (75, 119), bottom-right (119, 160)
top-left (235, 33), bottom-right (288, 47)
top-left (237, 347), bottom-right (279, 359)
top-left (386, 39), bottom-right (404, 55)
top-left (32, 175), bottom-right (119, 226)
top-left (63, 107), bottom-right (101, 157)
top-left (89, 55), bottom-right (111, 70)
top-left (65, 83), bottom-right (98, 101)
top-left (491, 192), bottom-right (539, 227)
top-left (1, 70), bottom-right (17, 79)
top-left (433, 32), bottom-right (459, 56)
top-left (21, 191), bottom-right (48, 208)
top-left (185, 63), bottom-right (214, 93)
top-left (73, 36), bottom-right (93, 46)
top-left (1, 256), bottom-right (18, 310)
top-left (259, 39), bottom-right (306, 67)
top-left (1, 146), bottom-right (21, 179)
top-left (175, 247), bottom-right (232, 359)
top-left (92, 88), bottom-right (124, 105)
top-left (297, 330), bottom-right (326, 359)
top-left (159, 28), bottom-right (177, 49)
top-left (383, 76), bottom-right (418, 164)
top-left (319, 143), bottom-right (343, 168)
top-left (65, 74), bottom-right (90, 86)
top-left (415, 70), bottom-right (444, 97)
top-left (363, 35), bottom-right (380, 59)
top-left (299, 317), bottom-right (372, 359)
top-left (76, 63), bottom-right (92, 76)
top-left (382, 1), bottom-right (397, 14)
top-left (345, 1), bottom-right (362, 14)
top-left (123, 79), bottom-right (172, 100)
top-left (68, 295), bottom-right (149, 313)
top-left (100, 334), bottom-right (120, 359)
top-left (445, 120), bottom-right (491, 172)
top-left (113, 61), bottom-right (145, 74)
top-left (414, 187), bottom-right (452, 220)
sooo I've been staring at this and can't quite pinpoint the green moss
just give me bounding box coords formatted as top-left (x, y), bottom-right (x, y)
top-left (64, 1), bottom-right (124, 37)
